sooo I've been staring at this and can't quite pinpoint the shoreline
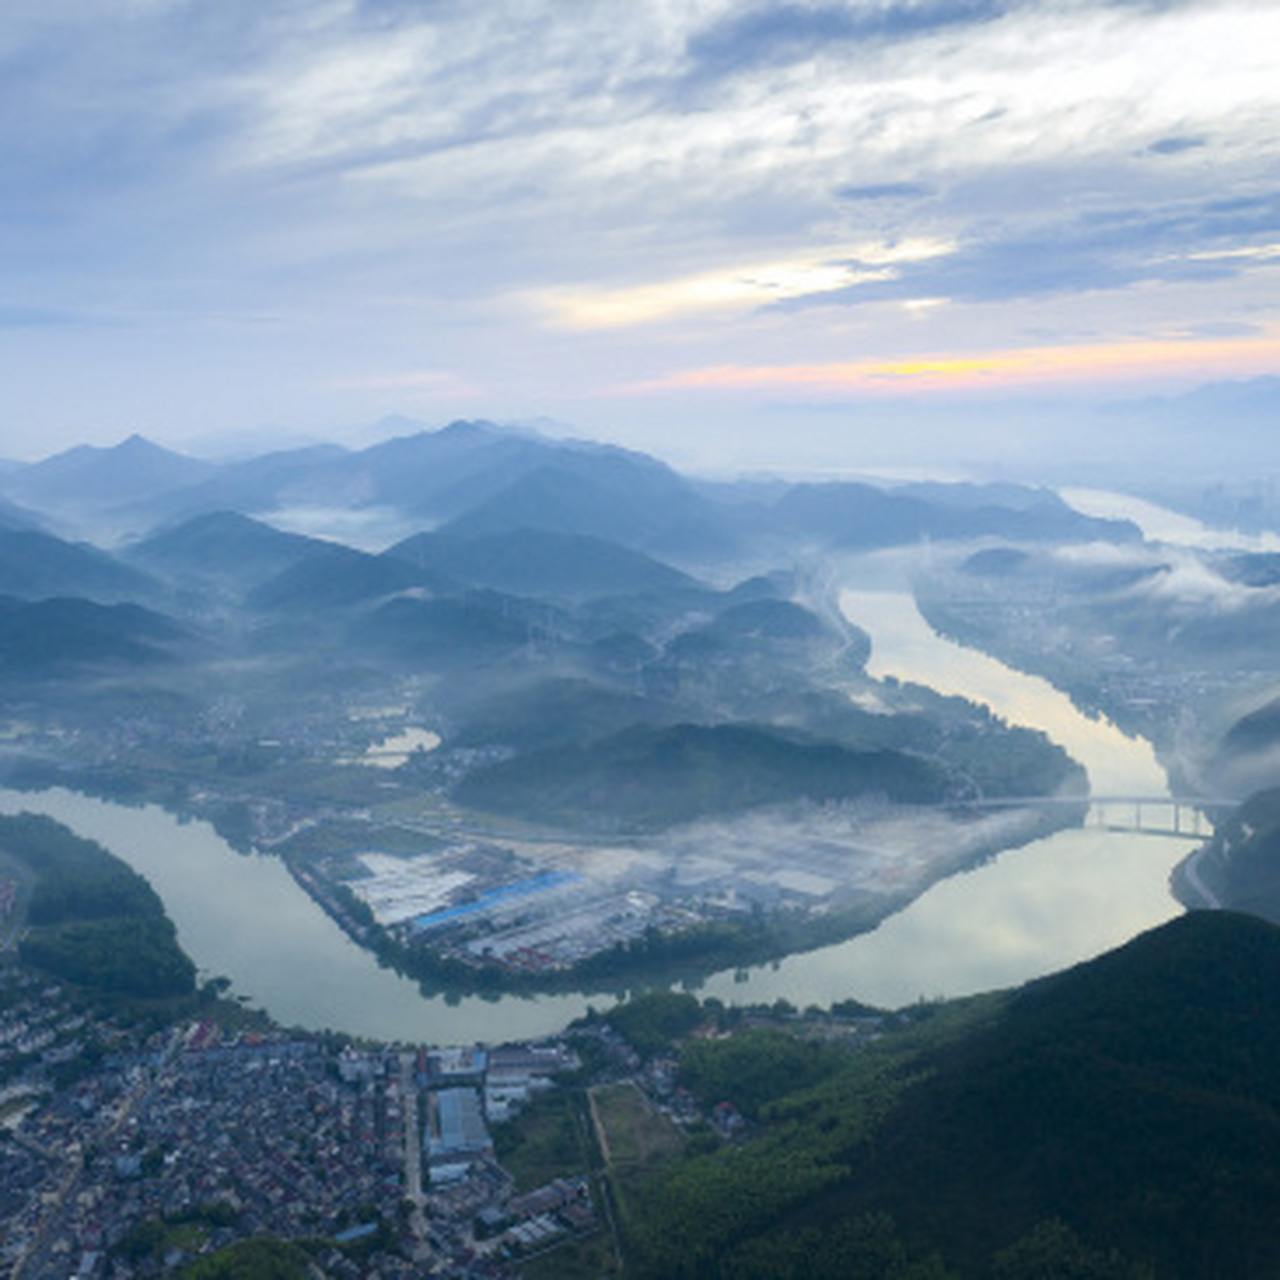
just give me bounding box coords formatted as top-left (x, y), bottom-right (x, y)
top-left (278, 795), bottom-right (1088, 1001)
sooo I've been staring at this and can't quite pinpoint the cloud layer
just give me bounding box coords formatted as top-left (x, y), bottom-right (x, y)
top-left (0, 0), bottom-right (1276, 468)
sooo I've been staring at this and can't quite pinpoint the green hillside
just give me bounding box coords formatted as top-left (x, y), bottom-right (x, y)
top-left (0, 594), bottom-right (187, 673)
top-left (384, 527), bottom-right (700, 598)
top-left (626, 912), bottom-right (1280, 1279)
top-left (1183, 786), bottom-right (1280, 922)
top-left (127, 510), bottom-right (323, 588)
top-left (454, 721), bottom-right (948, 832)
top-left (0, 528), bottom-right (156, 601)
top-left (246, 543), bottom-right (428, 611)
top-left (1, 812), bottom-right (196, 998)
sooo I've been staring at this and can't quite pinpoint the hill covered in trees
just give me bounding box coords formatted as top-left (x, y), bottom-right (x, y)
top-left (624, 911), bottom-right (1280, 1279)
top-left (1, 812), bottom-right (196, 998)
top-left (455, 722), bottom-right (951, 833)
top-left (1179, 784), bottom-right (1280, 922)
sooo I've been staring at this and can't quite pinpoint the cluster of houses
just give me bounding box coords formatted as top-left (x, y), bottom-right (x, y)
top-left (2, 964), bottom-right (604, 1278)
top-left (416, 1042), bottom-right (602, 1267)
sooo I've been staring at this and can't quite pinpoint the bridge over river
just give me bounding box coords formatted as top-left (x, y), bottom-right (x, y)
top-left (964, 794), bottom-right (1232, 839)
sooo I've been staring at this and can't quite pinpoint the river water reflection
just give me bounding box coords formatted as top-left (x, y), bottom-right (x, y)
top-left (0, 579), bottom-right (1197, 1038)
top-left (698, 583), bottom-right (1192, 1009)
top-left (0, 787), bottom-right (597, 1043)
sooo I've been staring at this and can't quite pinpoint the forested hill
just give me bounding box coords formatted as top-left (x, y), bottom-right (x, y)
top-left (1, 812), bottom-right (196, 998)
top-left (626, 911), bottom-right (1280, 1279)
top-left (453, 722), bottom-right (950, 833)
top-left (1180, 784), bottom-right (1280, 921)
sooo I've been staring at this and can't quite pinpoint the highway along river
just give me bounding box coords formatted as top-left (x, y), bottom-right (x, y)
top-left (0, 578), bottom-right (1200, 1039)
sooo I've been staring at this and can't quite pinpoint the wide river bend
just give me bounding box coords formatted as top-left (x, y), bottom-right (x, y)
top-left (0, 581), bottom-right (1198, 1042)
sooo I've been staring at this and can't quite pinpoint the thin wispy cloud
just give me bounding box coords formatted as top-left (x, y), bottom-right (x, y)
top-left (634, 330), bottom-right (1280, 395)
top-left (681, 0), bottom-right (1008, 81)
top-left (0, 0), bottom-right (1275, 468)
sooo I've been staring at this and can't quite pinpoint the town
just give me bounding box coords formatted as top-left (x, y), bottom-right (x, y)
top-left (0, 952), bottom-right (883, 1279)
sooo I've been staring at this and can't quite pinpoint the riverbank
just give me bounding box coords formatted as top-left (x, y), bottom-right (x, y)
top-left (1169, 845), bottom-right (1223, 911)
top-left (276, 783), bottom-right (1087, 999)
top-left (0, 571), bottom-right (1206, 1040)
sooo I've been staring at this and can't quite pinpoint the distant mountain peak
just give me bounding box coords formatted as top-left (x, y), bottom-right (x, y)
top-left (438, 419), bottom-right (500, 439)
top-left (27, 432), bottom-right (200, 474)
top-left (0, 432), bottom-right (216, 523)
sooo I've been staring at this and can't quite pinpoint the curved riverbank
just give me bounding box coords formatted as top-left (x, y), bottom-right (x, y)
top-left (0, 569), bottom-right (1204, 1039)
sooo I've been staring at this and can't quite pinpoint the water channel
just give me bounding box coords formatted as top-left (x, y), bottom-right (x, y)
top-left (0, 576), bottom-right (1199, 1042)
top-left (698, 583), bottom-right (1193, 1009)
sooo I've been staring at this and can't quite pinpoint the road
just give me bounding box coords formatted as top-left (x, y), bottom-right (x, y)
top-left (1180, 848), bottom-right (1223, 909)
top-left (398, 1052), bottom-right (433, 1260)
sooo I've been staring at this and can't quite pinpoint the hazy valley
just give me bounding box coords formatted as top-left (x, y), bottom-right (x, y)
top-left (3, 421), bottom-right (1280, 1279)
top-left (0, 424), bottom-right (1122, 993)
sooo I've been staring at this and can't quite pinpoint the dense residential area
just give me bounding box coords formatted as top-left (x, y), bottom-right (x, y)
top-left (1, 962), bottom-right (607, 1279)
top-left (2, 947), bottom-right (875, 1280)
top-left (15, 910), bottom-right (1280, 1280)
top-left (0, 828), bottom-right (896, 1280)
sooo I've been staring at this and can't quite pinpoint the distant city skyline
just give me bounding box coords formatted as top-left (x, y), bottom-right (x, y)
top-left (1, 1), bottom-right (1276, 475)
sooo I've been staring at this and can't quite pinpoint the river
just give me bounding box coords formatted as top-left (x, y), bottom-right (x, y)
top-left (0, 789), bottom-right (596, 1044)
top-left (0, 576), bottom-right (1199, 1039)
top-left (697, 582), bottom-right (1192, 1009)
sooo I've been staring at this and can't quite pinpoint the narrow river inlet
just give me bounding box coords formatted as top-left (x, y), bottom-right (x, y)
top-left (0, 573), bottom-right (1200, 1039)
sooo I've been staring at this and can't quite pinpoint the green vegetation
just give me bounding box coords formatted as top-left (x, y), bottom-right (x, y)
top-left (444, 676), bottom-right (672, 753)
top-left (519, 1233), bottom-right (619, 1280)
top-left (703, 1212), bottom-right (954, 1280)
top-left (0, 594), bottom-right (183, 673)
top-left (1, 812), bottom-right (196, 998)
top-left (455, 722), bottom-right (949, 833)
top-left (678, 1029), bottom-right (853, 1120)
top-left (626, 1029), bottom-right (925, 1278)
top-left (493, 1089), bottom-right (592, 1191)
top-left (600, 990), bottom-right (703, 1056)
top-left (276, 817), bottom-right (445, 861)
top-left (623, 913), bottom-right (1280, 1279)
top-left (181, 1238), bottom-right (312, 1280)
top-left (1177, 785), bottom-right (1280, 919)
top-left (990, 1220), bottom-right (1154, 1280)
top-left (114, 1204), bottom-right (241, 1269)
top-left (386, 527), bottom-right (699, 598)
top-left (20, 916), bottom-right (196, 997)
top-left (593, 1083), bottom-right (685, 1169)
top-left (593, 1082), bottom-right (687, 1273)
top-left (3, 811), bottom-right (166, 926)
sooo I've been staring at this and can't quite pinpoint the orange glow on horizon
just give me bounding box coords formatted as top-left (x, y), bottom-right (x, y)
top-left (632, 332), bottom-right (1280, 396)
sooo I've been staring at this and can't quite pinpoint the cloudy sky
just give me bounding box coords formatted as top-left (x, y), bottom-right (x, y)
top-left (1, 0), bottom-right (1277, 472)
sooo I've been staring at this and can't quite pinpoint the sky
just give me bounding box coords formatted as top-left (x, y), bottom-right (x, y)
top-left (1, 0), bottom-right (1277, 475)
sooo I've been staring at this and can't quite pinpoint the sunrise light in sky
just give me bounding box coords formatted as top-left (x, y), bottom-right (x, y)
top-left (0, 0), bottom-right (1276, 471)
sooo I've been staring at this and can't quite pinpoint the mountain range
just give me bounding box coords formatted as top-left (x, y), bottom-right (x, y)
top-left (0, 422), bottom-right (1137, 559)
top-left (0, 422), bottom-right (1140, 840)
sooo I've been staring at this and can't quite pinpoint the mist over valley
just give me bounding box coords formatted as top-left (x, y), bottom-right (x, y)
top-left (0, 423), bottom-right (1121, 993)
top-left (4, 418), bottom-right (1280, 1279)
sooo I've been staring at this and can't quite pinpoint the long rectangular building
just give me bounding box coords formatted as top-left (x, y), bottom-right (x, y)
top-left (426, 1087), bottom-right (491, 1166)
